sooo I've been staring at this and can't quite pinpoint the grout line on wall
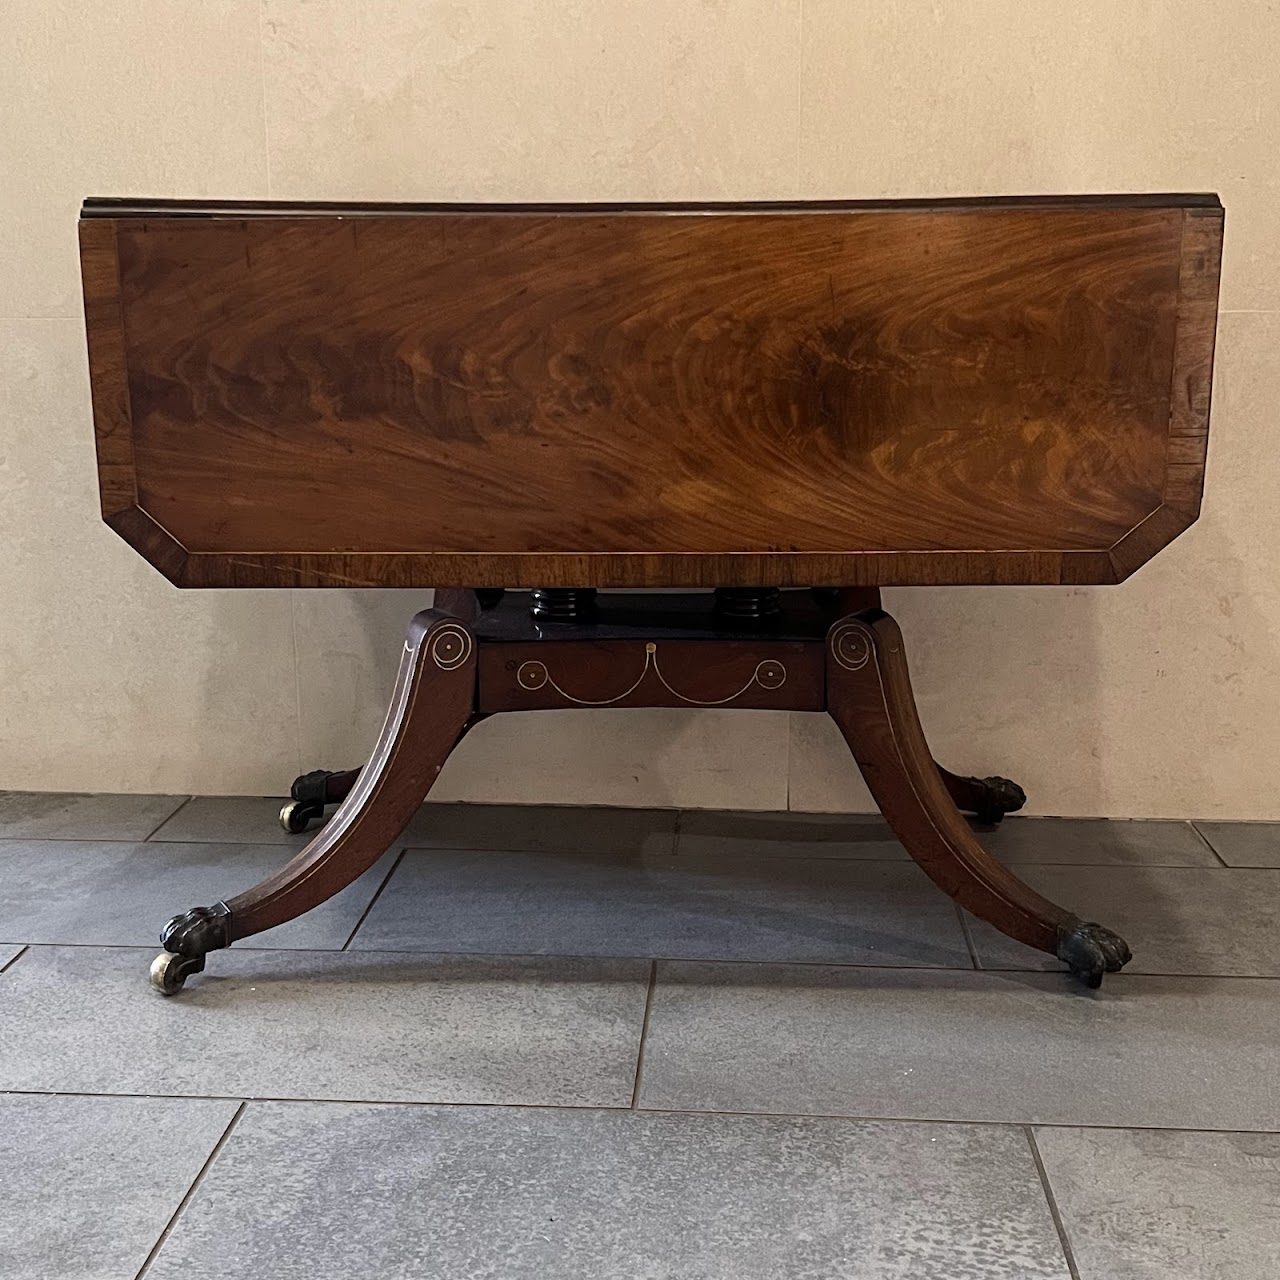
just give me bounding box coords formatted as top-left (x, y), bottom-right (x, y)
top-left (288, 591), bottom-right (305, 777)
top-left (1026, 1126), bottom-right (1082, 1280)
top-left (133, 1101), bottom-right (248, 1278)
top-left (794, 0), bottom-right (805, 192)
top-left (784, 712), bottom-right (794, 811)
top-left (629, 960), bottom-right (658, 1109)
top-left (256, 0), bottom-right (273, 198)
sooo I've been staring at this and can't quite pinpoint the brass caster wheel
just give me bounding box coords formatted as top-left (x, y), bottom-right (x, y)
top-left (279, 800), bottom-right (318, 834)
top-left (149, 950), bottom-right (205, 995)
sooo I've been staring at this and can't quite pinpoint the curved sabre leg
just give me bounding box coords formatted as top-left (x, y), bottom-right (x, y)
top-left (150, 609), bottom-right (478, 994)
top-left (276, 591), bottom-right (493, 834)
top-left (826, 608), bottom-right (1130, 988)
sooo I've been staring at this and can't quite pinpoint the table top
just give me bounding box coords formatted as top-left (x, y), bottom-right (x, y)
top-left (79, 194), bottom-right (1223, 589)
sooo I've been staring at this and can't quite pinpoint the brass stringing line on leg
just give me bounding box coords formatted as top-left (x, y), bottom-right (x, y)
top-left (518, 643), bottom-right (787, 708)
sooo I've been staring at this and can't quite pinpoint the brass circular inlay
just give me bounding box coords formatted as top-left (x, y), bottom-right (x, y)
top-left (428, 624), bottom-right (473, 670)
top-left (517, 660), bottom-right (549, 690)
top-left (755, 660), bottom-right (787, 690)
top-left (829, 621), bottom-right (872, 671)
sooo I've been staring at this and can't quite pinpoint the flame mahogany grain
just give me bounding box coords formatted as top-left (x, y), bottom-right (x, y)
top-left (79, 195), bottom-right (1222, 589)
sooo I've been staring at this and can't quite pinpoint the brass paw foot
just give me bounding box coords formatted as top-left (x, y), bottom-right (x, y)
top-left (160, 901), bottom-right (232, 958)
top-left (1057, 921), bottom-right (1132, 989)
top-left (151, 902), bottom-right (232, 994)
top-left (967, 775), bottom-right (1028, 825)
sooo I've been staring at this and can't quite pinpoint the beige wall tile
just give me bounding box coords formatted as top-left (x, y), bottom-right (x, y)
top-left (791, 313), bottom-right (1280, 819)
top-left (4, 4), bottom-right (1276, 820)
top-left (262, 0), bottom-right (801, 200)
top-left (800, 1), bottom-right (1280, 310)
top-left (1, 1), bottom-right (269, 318)
top-left (0, 321), bottom-right (298, 793)
top-left (430, 709), bottom-right (790, 811)
top-left (291, 589), bottom-right (433, 772)
top-left (786, 714), bottom-right (875, 815)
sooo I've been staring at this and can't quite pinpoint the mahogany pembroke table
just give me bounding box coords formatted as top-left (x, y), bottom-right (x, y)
top-left (77, 194), bottom-right (1224, 994)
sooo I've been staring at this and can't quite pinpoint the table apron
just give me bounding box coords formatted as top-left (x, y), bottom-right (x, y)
top-left (477, 638), bottom-right (825, 712)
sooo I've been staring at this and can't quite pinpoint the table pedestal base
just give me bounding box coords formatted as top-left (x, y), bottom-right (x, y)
top-left (150, 591), bottom-right (1131, 995)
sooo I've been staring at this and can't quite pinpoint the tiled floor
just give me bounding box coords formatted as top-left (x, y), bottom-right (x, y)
top-left (1, 794), bottom-right (1279, 1278)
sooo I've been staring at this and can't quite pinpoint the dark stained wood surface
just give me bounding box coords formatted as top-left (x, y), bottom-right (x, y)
top-left (79, 195), bottom-right (1223, 589)
top-left (474, 589), bottom-right (835, 643)
top-left (825, 606), bottom-right (1131, 983)
top-left (478, 639), bottom-right (824, 713)
top-left (827, 609), bottom-right (1070, 953)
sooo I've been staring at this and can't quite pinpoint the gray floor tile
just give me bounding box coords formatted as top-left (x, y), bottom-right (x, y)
top-left (1034, 1127), bottom-right (1280, 1279)
top-left (0, 946), bottom-right (648, 1107)
top-left (677, 809), bottom-right (908, 860)
top-left (153, 799), bottom-right (680, 856)
top-left (0, 791), bottom-right (185, 841)
top-left (0, 840), bottom-right (396, 950)
top-left (675, 812), bottom-right (1220, 867)
top-left (0, 944), bottom-right (24, 970)
top-left (983, 817), bottom-right (1218, 866)
top-left (639, 963), bottom-right (1280, 1130)
top-left (404, 802), bottom-right (679, 856)
top-left (149, 1103), bottom-right (1070, 1280)
top-left (149, 795), bottom-right (299, 844)
top-left (0, 1093), bottom-right (239, 1280)
top-left (351, 848), bottom-right (972, 967)
top-left (966, 866), bottom-right (1280, 976)
top-left (1195, 820), bottom-right (1280, 867)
